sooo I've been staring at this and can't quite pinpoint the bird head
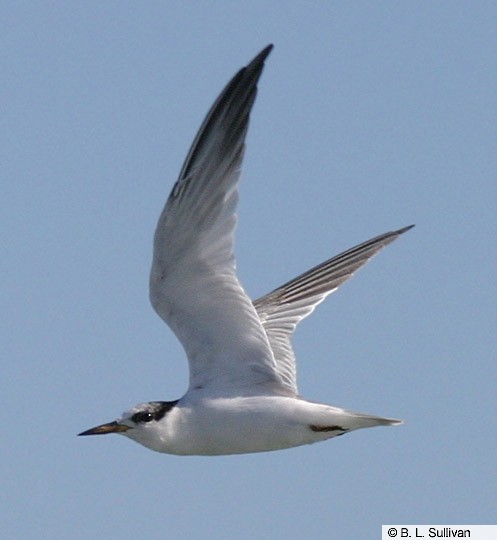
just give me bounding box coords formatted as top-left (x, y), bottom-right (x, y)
top-left (78, 400), bottom-right (178, 450)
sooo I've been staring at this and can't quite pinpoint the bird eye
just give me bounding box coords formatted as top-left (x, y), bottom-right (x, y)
top-left (132, 411), bottom-right (155, 424)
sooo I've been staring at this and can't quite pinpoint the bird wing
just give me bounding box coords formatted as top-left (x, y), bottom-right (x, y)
top-left (150, 45), bottom-right (284, 394)
top-left (253, 226), bottom-right (414, 394)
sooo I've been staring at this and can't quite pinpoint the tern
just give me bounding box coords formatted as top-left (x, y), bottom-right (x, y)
top-left (79, 45), bottom-right (412, 455)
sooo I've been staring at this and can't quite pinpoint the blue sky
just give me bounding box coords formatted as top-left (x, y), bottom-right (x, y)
top-left (3, 2), bottom-right (496, 539)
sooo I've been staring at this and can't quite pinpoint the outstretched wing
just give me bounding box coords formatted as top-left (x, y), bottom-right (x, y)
top-left (254, 226), bottom-right (414, 394)
top-left (150, 46), bottom-right (283, 393)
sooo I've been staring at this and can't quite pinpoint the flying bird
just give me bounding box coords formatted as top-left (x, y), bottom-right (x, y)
top-left (79, 45), bottom-right (412, 455)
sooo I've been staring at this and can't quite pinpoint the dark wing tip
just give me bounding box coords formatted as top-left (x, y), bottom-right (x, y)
top-left (241, 45), bottom-right (273, 82)
top-left (240, 44), bottom-right (274, 89)
top-left (251, 44), bottom-right (274, 66)
top-left (174, 44), bottom-right (273, 188)
top-left (396, 224), bottom-right (415, 235)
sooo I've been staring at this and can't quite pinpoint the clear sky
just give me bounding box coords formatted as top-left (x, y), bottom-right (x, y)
top-left (3, 2), bottom-right (496, 539)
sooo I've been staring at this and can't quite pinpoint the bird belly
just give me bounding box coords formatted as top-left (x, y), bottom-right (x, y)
top-left (157, 395), bottom-right (351, 456)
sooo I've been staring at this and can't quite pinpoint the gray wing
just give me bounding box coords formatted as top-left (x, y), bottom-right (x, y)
top-left (253, 225), bottom-right (414, 394)
top-left (150, 46), bottom-right (284, 393)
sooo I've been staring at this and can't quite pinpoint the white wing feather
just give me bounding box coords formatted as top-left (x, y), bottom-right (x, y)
top-left (150, 46), bottom-right (283, 394)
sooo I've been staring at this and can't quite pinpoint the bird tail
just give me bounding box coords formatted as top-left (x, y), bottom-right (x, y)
top-left (349, 411), bottom-right (403, 429)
